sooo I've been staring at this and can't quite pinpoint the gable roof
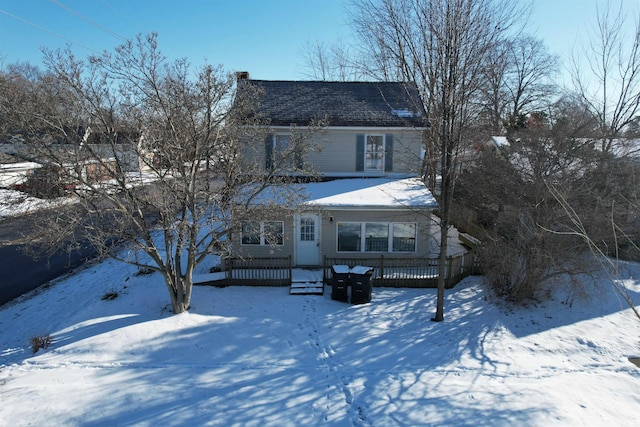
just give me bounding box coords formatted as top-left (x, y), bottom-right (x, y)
top-left (240, 80), bottom-right (428, 128)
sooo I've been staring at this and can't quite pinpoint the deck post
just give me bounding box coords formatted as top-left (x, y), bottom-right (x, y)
top-left (226, 257), bottom-right (233, 287)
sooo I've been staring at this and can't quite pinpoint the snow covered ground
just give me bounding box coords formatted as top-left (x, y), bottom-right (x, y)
top-left (0, 171), bottom-right (159, 219)
top-left (0, 188), bottom-right (72, 219)
top-left (1, 252), bottom-right (639, 426)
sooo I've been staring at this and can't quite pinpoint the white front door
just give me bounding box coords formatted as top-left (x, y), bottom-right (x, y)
top-left (295, 214), bottom-right (321, 266)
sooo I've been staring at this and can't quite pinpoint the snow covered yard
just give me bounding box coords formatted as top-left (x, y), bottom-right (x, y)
top-left (0, 188), bottom-right (73, 219)
top-left (1, 257), bottom-right (639, 426)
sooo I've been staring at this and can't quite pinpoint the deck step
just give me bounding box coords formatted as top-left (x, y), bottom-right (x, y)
top-left (289, 281), bottom-right (324, 295)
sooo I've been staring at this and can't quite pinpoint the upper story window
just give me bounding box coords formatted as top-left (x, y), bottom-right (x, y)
top-left (274, 134), bottom-right (291, 160)
top-left (365, 135), bottom-right (385, 170)
top-left (266, 133), bottom-right (303, 170)
top-left (357, 133), bottom-right (393, 173)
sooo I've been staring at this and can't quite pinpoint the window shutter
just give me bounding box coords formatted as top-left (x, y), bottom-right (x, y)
top-left (356, 134), bottom-right (365, 171)
top-left (295, 149), bottom-right (303, 170)
top-left (385, 134), bottom-right (394, 171)
top-left (265, 134), bottom-right (273, 170)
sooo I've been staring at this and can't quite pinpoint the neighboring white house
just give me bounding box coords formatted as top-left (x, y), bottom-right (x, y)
top-left (0, 160), bottom-right (42, 187)
top-left (487, 136), bottom-right (510, 150)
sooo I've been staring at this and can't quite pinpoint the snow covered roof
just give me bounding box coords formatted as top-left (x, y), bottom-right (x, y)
top-left (489, 136), bottom-right (510, 147)
top-left (303, 177), bottom-right (438, 209)
top-left (242, 177), bottom-right (438, 210)
top-left (609, 138), bottom-right (640, 159)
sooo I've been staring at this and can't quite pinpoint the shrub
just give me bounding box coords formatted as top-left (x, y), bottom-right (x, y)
top-left (14, 165), bottom-right (75, 199)
top-left (101, 291), bottom-right (118, 301)
top-left (135, 267), bottom-right (155, 276)
top-left (30, 334), bottom-right (53, 353)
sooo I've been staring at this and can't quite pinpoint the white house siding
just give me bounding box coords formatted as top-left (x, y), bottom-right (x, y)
top-left (241, 128), bottom-right (423, 176)
top-left (308, 129), bottom-right (423, 175)
top-left (230, 178), bottom-right (439, 264)
top-left (0, 162), bottom-right (41, 187)
top-left (230, 208), bottom-right (438, 263)
top-left (231, 213), bottom-right (295, 259)
top-left (319, 209), bottom-right (437, 259)
top-left (240, 139), bottom-right (267, 173)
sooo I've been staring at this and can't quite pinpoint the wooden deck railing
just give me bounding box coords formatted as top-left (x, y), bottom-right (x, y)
top-left (221, 256), bottom-right (293, 286)
top-left (204, 252), bottom-right (481, 289)
top-left (323, 252), bottom-right (482, 289)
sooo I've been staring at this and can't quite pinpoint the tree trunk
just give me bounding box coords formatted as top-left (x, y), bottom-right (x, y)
top-left (166, 273), bottom-right (192, 314)
top-left (433, 219), bottom-right (448, 322)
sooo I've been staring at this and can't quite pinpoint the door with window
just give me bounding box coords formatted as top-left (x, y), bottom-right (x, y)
top-left (295, 214), bottom-right (321, 266)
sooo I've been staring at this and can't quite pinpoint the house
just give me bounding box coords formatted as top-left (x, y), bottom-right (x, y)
top-left (1, 130), bottom-right (147, 197)
top-left (485, 136), bottom-right (510, 151)
top-left (0, 151), bottom-right (42, 188)
top-left (228, 77), bottom-right (444, 277)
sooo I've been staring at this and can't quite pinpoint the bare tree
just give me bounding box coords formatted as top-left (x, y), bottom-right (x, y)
top-left (570, 1), bottom-right (640, 151)
top-left (549, 94), bottom-right (600, 138)
top-left (351, 0), bottom-right (525, 321)
top-left (7, 34), bottom-right (321, 314)
top-left (301, 39), bottom-right (365, 81)
top-left (478, 38), bottom-right (512, 134)
top-left (457, 125), bottom-right (596, 302)
top-left (480, 36), bottom-right (558, 134)
top-left (302, 40), bottom-right (333, 81)
top-left (0, 63), bottom-right (53, 137)
top-left (505, 37), bottom-right (558, 129)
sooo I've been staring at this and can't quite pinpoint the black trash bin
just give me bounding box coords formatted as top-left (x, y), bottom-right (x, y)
top-left (331, 265), bottom-right (351, 302)
top-left (350, 266), bottom-right (373, 304)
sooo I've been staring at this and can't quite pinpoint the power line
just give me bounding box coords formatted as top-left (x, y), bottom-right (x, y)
top-left (50, 0), bottom-right (127, 42)
top-left (0, 9), bottom-right (100, 54)
top-left (99, 0), bottom-right (141, 29)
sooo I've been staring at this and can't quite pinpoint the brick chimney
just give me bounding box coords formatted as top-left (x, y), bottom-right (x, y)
top-left (235, 71), bottom-right (250, 81)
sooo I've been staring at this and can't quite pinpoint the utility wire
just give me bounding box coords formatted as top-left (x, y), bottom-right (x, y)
top-left (50, 0), bottom-right (127, 42)
top-left (99, 0), bottom-right (141, 29)
top-left (0, 8), bottom-right (100, 54)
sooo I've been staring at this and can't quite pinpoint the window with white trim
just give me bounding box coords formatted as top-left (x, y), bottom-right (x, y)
top-left (365, 134), bottom-right (384, 170)
top-left (337, 222), bottom-right (361, 251)
top-left (365, 222), bottom-right (388, 252)
top-left (241, 221), bottom-right (284, 245)
top-left (337, 222), bottom-right (417, 252)
top-left (392, 223), bottom-right (417, 252)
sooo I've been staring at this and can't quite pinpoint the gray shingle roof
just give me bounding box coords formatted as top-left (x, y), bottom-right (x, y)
top-left (241, 80), bottom-right (428, 128)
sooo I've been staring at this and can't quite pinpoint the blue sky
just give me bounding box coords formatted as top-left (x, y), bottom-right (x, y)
top-left (0, 0), bottom-right (638, 82)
